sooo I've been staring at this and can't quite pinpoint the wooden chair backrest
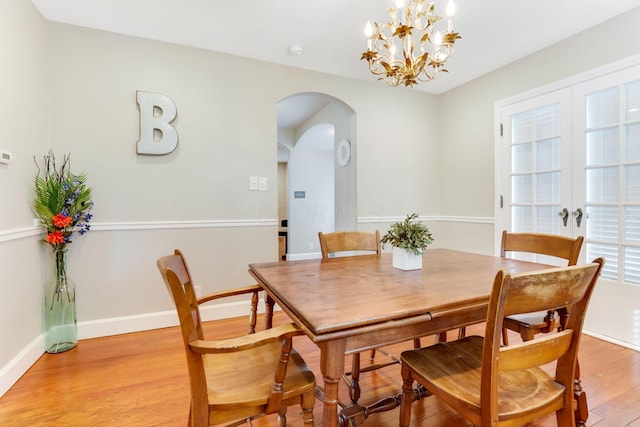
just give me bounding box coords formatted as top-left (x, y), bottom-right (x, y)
top-left (480, 258), bottom-right (604, 424)
top-left (500, 230), bottom-right (584, 266)
top-left (318, 230), bottom-right (381, 259)
top-left (156, 250), bottom-right (208, 415)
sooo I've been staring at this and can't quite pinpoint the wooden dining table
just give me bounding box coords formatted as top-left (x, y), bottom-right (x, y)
top-left (248, 248), bottom-right (587, 427)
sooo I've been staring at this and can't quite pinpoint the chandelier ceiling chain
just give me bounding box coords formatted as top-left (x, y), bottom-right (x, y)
top-left (361, 0), bottom-right (461, 87)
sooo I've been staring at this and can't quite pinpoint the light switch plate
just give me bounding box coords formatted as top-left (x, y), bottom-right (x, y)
top-left (259, 177), bottom-right (268, 191)
top-left (249, 176), bottom-right (259, 191)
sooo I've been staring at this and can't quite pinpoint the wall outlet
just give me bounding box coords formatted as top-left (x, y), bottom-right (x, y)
top-left (308, 242), bottom-right (313, 250)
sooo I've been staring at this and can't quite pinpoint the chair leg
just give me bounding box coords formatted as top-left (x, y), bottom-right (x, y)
top-left (277, 408), bottom-right (287, 427)
top-left (369, 348), bottom-right (376, 360)
top-left (399, 364), bottom-right (414, 427)
top-left (301, 390), bottom-right (315, 425)
top-left (501, 327), bottom-right (509, 346)
top-left (413, 338), bottom-right (421, 349)
top-left (349, 353), bottom-right (362, 404)
top-left (574, 360), bottom-right (588, 427)
top-left (519, 329), bottom-right (536, 342)
top-left (457, 327), bottom-right (466, 339)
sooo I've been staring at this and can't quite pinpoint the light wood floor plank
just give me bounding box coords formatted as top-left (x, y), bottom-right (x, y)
top-left (1, 313), bottom-right (639, 426)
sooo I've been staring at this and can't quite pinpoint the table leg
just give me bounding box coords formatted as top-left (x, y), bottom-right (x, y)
top-left (320, 340), bottom-right (346, 427)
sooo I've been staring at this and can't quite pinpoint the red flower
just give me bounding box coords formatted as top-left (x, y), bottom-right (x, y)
top-left (46, 231), bottom-right (65, 245)
top-left (52, 213), bottom-right (73, 228)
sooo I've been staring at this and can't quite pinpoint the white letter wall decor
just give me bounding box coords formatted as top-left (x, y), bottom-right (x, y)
top-left (136, 91), bottom-right (179, 155)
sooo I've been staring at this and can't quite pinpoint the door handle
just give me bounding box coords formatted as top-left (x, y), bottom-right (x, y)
top-left (573, 208), bottom-right (584, 228)
top-left (559, 208), bottom-right (569, 227)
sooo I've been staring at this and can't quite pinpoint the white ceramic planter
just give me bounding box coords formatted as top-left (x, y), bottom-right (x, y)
top-left (392, 247), bottom-right (423, 271)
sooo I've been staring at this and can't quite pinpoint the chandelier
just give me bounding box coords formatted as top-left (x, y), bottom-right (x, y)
top-left (361, 0), bottom-right (461, 87)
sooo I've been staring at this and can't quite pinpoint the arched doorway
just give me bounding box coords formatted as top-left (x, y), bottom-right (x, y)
top-left (277, 93), bottom-right (357, 260)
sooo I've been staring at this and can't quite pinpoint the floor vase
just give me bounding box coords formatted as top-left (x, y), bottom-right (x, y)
top-left (45, 248), bottom-right (77, 353)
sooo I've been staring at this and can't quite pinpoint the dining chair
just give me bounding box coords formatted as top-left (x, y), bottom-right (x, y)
top-left (318, 230), bottom-right (381, 259)
top-left (318, 230), bottom-right (423, 405)
top-left (500, 230), bottom-right (584, 345)
top-left (157, 249), bottom-right (316, 427)
top-left (399, 258), bottom-right (604, 427)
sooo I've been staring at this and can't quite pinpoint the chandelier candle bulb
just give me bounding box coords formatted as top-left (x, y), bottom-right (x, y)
top-left (447, 0), bottom-right (455, 31)
top-left (365, 21), bottom-right (373, 50)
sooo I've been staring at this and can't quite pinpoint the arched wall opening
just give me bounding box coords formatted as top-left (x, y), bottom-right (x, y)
top-left (277, 92), bottom-right (357, 260)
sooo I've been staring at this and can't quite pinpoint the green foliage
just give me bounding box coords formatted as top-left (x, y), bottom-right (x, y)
top-left (34, 151), bottom-right (93, 249)
top-left (380, 213), bottom-right (433, 256)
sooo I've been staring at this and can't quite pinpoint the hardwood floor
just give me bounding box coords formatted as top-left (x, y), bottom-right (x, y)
top-left (1, 312), bottom-right (639, 426)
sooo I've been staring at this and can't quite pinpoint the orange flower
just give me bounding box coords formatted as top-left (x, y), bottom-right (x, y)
top-left (46, 231), bottom-right (65, 245)
top-left (52, 213), bottom-right (73, 228)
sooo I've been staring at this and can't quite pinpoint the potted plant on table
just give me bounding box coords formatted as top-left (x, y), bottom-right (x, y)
top-left (381, 213), bottom-right (433, 270)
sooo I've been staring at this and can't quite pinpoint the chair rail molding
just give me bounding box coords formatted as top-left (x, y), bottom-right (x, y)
top-left (0, 219), bottom-right (279, 243)
top-left (359, 215), bottom-right (494, 224)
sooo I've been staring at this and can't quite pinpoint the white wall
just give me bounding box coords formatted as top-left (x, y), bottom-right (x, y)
top-left (288, 144), bottom-right (334, 257)
top-left (0, 0), bottom-right (50, 395)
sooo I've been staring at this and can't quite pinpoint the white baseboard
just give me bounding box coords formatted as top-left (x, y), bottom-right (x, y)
top-left (0, 334), bottom-right (45, 398)
top-left (582, 329), bottom-right (640, 352)
top-left (287, 252), bottom-right (322, 261)
top-left (0, 300), bottom-right (265, 398)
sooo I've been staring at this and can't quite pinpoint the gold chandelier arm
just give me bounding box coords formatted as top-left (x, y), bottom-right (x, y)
top-left (361, 0), bottom-right (461, 87)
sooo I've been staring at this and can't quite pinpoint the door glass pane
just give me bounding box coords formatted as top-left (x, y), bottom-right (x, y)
top-left (511, 143), bottom-right (532, 173)
top-left (511, 111), bottom-right (532, 143)
top-left (509, 101), bottom-right (564, 235)
top-left (586, 242), bottom-right (618, 280)
top-left (512, 175), bottom-right (532, 203)
top-left (586, 128), bottom-right (619, 165)
top-left (536, 206), bottom-right (561, 234)
top-left (512, 206), bottom-right (532, 232)
top-left (624, 247), bottom-right (640, 284)
top-left (536, 172), bottom-right (560, 203)
top-left (535, 104), bottom-right (560, 138)
top-left (625, 80), bottom-right (640, 122)
top-left (587, 167), bottom-right (619, 203)
top-left (626, 123), bottom-right (640, 162)
top-left (586, 205), bottom-right (619, 241)
top-left (625, 165), bottom-right (640, 202)
top-left (587, 86), bottom-right (619, 128)
top-left (624, 206), bottom-right (640, 242)
top-left (536, 138), bottom-right (561, 170)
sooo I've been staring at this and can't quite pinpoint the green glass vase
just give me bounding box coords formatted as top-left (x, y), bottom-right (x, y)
top-left (45, 248), bottom-right (77, 353)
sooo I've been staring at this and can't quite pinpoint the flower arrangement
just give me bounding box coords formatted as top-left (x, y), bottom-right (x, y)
top-left (380, 213), bottom-right (434, 256)
top-left (34, 151), bottom-right (93, 250)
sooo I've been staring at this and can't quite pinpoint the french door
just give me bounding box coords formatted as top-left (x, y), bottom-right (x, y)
top-left (497, 62), bottom-right (640, 347)
top-left (497, 88), bottom-right (574, 264)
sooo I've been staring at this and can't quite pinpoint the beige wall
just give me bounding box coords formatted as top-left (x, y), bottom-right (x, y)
top-left (41, 19), bottom-right (441, 320)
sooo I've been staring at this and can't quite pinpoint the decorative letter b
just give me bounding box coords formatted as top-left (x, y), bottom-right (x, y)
top-left (136, 91), bottom-right (178, 155)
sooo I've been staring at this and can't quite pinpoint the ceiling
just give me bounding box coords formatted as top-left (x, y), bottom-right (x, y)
top-left (32, 0), bottom-right (640, 95)
top-left (31, 0), bottom-right (640, 133)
